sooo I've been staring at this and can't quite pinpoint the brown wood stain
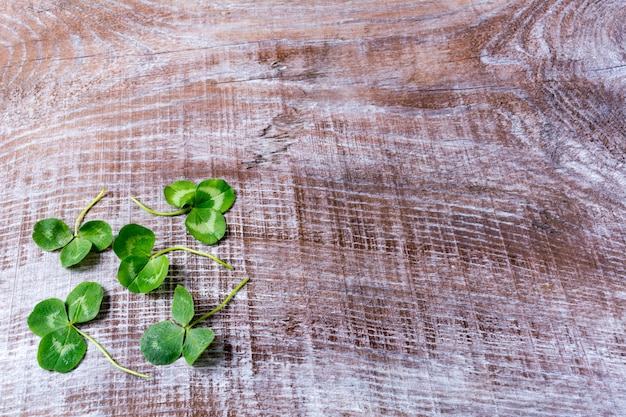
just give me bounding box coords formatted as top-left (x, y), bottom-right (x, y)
top-left (1, 1), bottom-right (625, 416)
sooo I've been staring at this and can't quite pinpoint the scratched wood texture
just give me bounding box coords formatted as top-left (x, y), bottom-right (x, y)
top-left (1, 0), bottom-right (626, 416)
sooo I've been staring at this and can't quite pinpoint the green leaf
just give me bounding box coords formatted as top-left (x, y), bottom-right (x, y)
top-left (118, 255), bottom-right (169, 293)
top-left (60, 238), bottom-right (93, 267)
top-left (194, 179), bottom-right (236, 213)
top-left (136, 256), bottom-right (170, 293)
top-left (140, 321), bottom-right (185, 365)
top-left (182, 327), bottom-right (215, 365)
top-left (27, 298), bottom-right (69, 337)
top-left (37, 327), bottom-right (87, 373)
top-left (117, 256), bottom-right (150, 293)
top-left (78, 220), bottom-right (113, 251)
top-left (32, 218), bottom-right (73, 251)
top-left (113, 223), bottom-right (155, 260)
top-left (28, 281), bottom-right (150, 379)
top-left (172, 285), bottom-right (194, 326)
top-left (139, 277), bottom-right (248, 368)
top-left (66, 282), bottom-right (104, 323)
top-left (185, 207), bottom-right (226, 245)
top-left (132, 179), bottom-right (236, 246)
top-left (164, 180), bottom-right (196, 208)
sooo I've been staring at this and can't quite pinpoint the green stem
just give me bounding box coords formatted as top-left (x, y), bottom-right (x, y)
top-left (73, 326), bottom-right (151, 379)
top-left (74, 188), bottom-right (106, 236)
top-left (188, 277), bottom-right (249, 329)
top-left (130, 197), bottom-right (191, 217)
top-left (151, 246), bottom-right (233, 270)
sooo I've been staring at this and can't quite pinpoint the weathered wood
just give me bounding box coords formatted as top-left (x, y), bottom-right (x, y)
top-left (1, 1), bottom-right (625, 415)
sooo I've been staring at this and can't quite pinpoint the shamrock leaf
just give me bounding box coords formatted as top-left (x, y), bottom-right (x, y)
top-left (113, 224), bottom-right (232, 294)
top-left (78, 220), bottom-right (114, 251)
top-left (59, 237), bottom-right (93, 268)
top-left (140, 321), bottom-right (185, 365)
top-left (32, 219), bottom-right (73, 251)
top-left (113, 224), bottom-right (168, 293)
top-left (164, 180), bottom-right (196, 208)
top-left (141, 278), bottom-right (248, 366)
top-left (27, 298), bottom-right (68, 337)
top-left (131, 179), bottom-right (236, 245)
top-left (66, 281), bottom-right (104, 323)
top-left (38, 327), bottom-right (87, 373)
top-left (182, 328), bottom-right (215, 365)
top-left (112, 223), bottom-right (155, 260)
top-left (172, 285), bottom-right (194, 326)
top-left (32, 189), bottom-right (113, 267)
top-left (27, 282), bottom-right (150, 378)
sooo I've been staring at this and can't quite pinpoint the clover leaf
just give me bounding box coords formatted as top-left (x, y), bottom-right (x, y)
top-left (131, 179), bottom-right (236, 245)
top-left (172, 284), bottom-right (194, 326)
top-left (27, 282), bottom-right (149, 378)
top-left (141, 278), bottom-right (248, 366)
top-left (32, 188), bottom-right (113, 267)
top-left (113, 223), bottom-right (233, 293)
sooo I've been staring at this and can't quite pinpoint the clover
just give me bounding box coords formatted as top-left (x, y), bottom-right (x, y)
top-left (27, 281), bottom-right (150, 378)
top-left (141, 277), bottom-right (248, 365)
top-left (113, 223), bottom-right (233, 293)
top-left (32, 188), bottom-right (113, 267)
top-left (130, 179), bottom-right (236, 245)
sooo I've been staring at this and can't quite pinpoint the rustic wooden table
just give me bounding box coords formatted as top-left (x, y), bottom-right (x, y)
top-left (2, 1), bottom-right (625, 416)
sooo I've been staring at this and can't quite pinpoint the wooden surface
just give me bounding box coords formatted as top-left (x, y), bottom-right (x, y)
top-left (1, 1), bottom-right (626, 415)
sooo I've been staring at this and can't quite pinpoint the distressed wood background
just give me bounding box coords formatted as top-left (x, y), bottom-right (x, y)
top-left (1, 1), bottom-right (626, 416)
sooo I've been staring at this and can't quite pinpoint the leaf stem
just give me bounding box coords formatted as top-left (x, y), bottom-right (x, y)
top-left (73, 326), bottom-right (151, 379)
top-left (130, 197), bottom-right (191, 217)
top-left (74, 188), bottom-right (106, 236)
top-left (151, 246), bottom-right (233, 270)
top-left (188, 277), bottom-right (249, 328)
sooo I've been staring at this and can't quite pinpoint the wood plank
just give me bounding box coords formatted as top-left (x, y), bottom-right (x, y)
top-left (1, 1), bottom-right (625, 415)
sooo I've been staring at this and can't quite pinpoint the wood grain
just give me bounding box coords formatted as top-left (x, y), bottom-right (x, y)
top-left (1, 1), bottom-right (625, 415)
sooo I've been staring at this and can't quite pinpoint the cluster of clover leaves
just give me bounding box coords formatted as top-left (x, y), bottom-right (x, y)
top-left (28, 179), bottom-right (248, 379)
